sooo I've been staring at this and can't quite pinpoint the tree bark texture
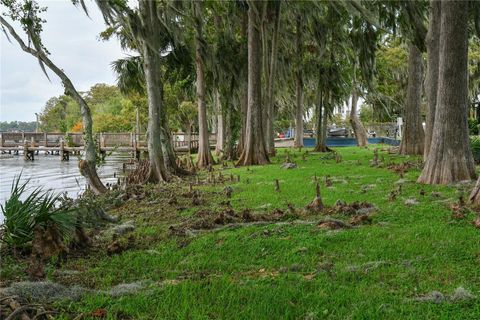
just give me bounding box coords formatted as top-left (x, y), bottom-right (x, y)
top-left (265, 2), bottom-right (281, 155)
top-left (143, 40), bottom-right (168, 182)
top-left (399, 43), bottom-right (425, 155)
top-left (77, 98), bottom-right (107, 194)
top-left (314, 92), bottom-right (329, 153)
top-left (237, 87), bottom-right (248, 157)
top-left (138, 0), bottom-right (175, 182)
top-left (418, 0), bottom-right (476, 184)
top-left (469, 176), bottom-right (480, 204)
top-left (224, 104), bottom-right (235, 160)
top-left (194, 0), bottom-right (215, 168)
top-left (215, 89), bottom-right (225, 155)
top-left (294, 16), bottom-right (304, 148)
top-left (236, 0), bottom-right (270, 166)
top-left (237, 11), bottom-right (249, 158)
top-left (261, 1), bottom-right (269, 137)
top-left (349, 89), bottom-right (368, 147)
top-left (423, 0), bottom-right (441, 160)
top-left (160, 111), bottom-right (188, 175)
top-left (314, 100), bottom-right (324, 152)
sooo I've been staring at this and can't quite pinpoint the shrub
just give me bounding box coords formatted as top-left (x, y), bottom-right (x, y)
top-left (468, 118), bottom-right (479, 135)
top-left (470, 136), bottom-right (480, 163)
top-left (0, 175), bottom-right (76, 250)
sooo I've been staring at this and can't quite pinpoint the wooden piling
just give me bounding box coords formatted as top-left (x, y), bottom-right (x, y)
top-left (60, 140), bottom-right (69, 161)
top-left (23, 139), bottom-right (29, 160)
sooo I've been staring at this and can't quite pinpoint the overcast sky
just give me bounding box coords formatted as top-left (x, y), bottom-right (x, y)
top-left (0, 1), bottom-right (128, 122)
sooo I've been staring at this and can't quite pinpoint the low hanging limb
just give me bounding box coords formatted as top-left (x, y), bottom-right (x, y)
top-left (1, 16), bottom-right (106, 194)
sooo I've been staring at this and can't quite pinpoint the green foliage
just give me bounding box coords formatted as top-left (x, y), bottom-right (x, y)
top-left (0, 121), bottom-right (37, 132)
top-left (39, 96), bottom-right (81, 133)
top-left (274, 118), bottom-right (291, 135)
top-left (110, 56), bottom-right (145, 95)
top-left (39, 84), bottom-right (140, 133)
top-left (171, 101), bottom-right (197, 132)
top-left (0, 175), bottom-right (76, 248)
top-left (364, 38), bottom-right (408, 121)
top-left (470, 136), bottom-right (480, 163)
top-left (468, 118), bottom-right (479, 135)
top-left (359, 103), bottom-right (375, 122)
top-left (468, 36), bottom-right (480, 100)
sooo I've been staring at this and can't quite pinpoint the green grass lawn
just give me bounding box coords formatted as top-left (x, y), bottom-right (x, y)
top-left (5, 145), bottom-right (480, 319)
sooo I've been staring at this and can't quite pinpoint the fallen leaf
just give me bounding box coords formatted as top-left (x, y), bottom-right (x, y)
top-left (91, 308), bottom-right (107, 318)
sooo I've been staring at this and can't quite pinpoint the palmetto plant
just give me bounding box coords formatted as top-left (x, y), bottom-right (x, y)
top-left (470, 136), bottom-right (480, 164)
top-left (0, 175), bottom-right (76, 249)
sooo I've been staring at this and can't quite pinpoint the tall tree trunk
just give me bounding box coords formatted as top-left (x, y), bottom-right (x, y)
top-left (349, 88), bottom-right (368, 147)
top-left (135, 107), bottom-right (141, 135)
top-left (237, 87), bottom-right (248, 157)
top-left (418, 0), bottom-right (475, 184)
top-left (423, 0), bottom-right (441, 160)
top-left (236, 0), bottom-right (269, 166)
top-left (314, 92), bottom-right (329, 153)
top-left (136, 0), bottom-right (174, 182)
top-left (224, 79), bottom-right (237, 161)
top-left (214, 89), bottom-right (224, 155)
top-left (0, 17), bottom-right (107, 194)
top-left (224, 101), bottom-right (234, 160)
top-left (313, 90), bottom-right (324, 152)
top-left (265, 2), bottom-right (281, 155)
top-left (320, 105), bottom-right (329, 151)
top-left (186, 124), bottom-right (192, 154)
top-left (77, 99), bottom-right (107, 194)
top-left (194, 0), bottom-right (215, 168)
top-left (399, 43), bottom-right (425, 155)
top-left (160, 112), bottom-right (187, 175)
top-left (294, 16), bottom-right (304, 148)
top-left (143, 41), bottom-right (168, 182)
top-left (261, 1), bottom-right (269, 138)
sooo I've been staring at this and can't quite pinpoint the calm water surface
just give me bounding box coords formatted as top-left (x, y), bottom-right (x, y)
top-left (0, 152), bottom-right (128, 221)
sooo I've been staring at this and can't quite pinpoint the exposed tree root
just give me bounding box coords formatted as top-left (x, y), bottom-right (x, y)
top-left (171, 219), bottom-right (318, 236)
top-left (305, 182), bottom-right (324, 212)
top-left (1, 296), bottom-right (58, 320)
top-left (78, 160), bottom-right (107, 195)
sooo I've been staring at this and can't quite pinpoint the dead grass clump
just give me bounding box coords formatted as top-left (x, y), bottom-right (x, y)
top-left (125, 160), bottom-right (149, 185)
top-left (329, 201), bottom-right (375, 216)
top-left (317, 218), bottom-right (351, 230)
top-left (0, 295), bottom-right (59, 319)
top-left (387, 160), bottom-right (422, 175)
top-left (169, 208), bottom-right (298, 235)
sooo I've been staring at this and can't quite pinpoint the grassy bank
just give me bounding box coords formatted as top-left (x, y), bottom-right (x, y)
top-left (2, 145), bottom-right (480, 319)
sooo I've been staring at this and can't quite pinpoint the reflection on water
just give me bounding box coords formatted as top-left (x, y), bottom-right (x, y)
top-left (0, 152), bottom-right (129, 221)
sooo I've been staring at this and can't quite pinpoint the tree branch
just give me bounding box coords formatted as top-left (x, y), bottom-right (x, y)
top-left (0, 16), bottom-right (38, 56)
top-left (1, 16), bottom-right (86, 107)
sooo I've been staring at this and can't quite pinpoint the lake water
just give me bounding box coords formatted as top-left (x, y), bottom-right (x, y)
top-left (0, 152), bottom-right (127, 222)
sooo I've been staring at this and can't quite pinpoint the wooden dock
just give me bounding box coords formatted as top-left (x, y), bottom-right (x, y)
top-left (0, 132), bottom-right (213, 161)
